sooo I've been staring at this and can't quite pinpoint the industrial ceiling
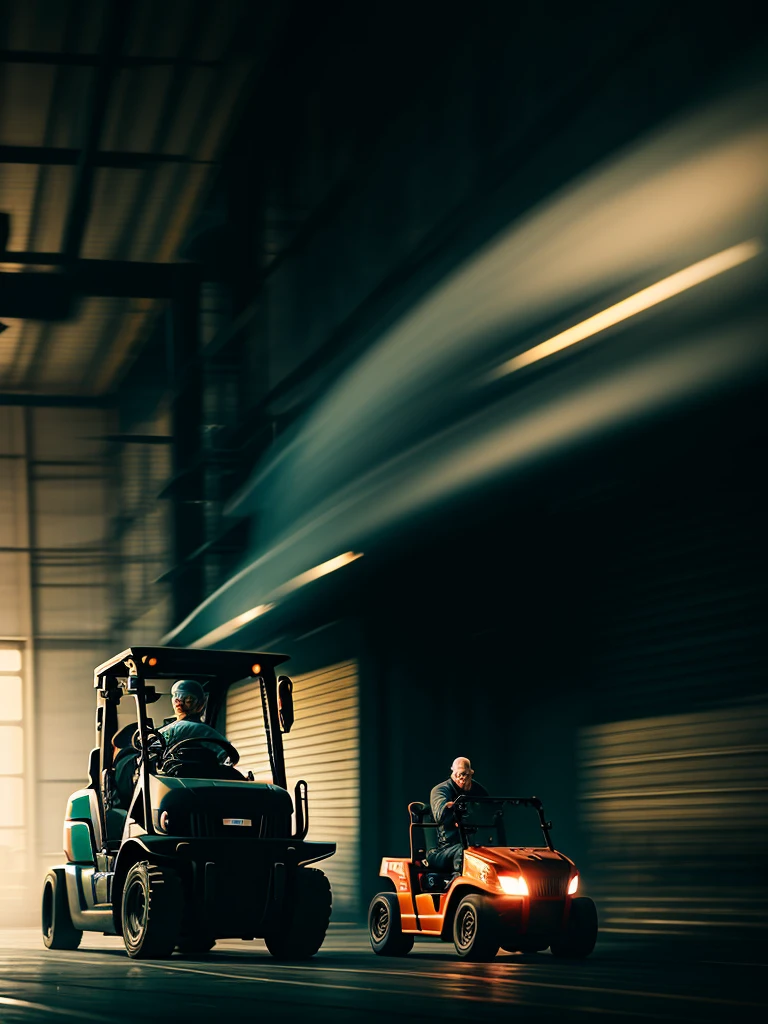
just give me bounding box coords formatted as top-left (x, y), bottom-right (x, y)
top-left (0, 0), bottom-right (269, 401)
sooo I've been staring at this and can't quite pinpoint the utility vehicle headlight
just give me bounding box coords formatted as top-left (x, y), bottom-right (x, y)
top-left (568, 874), bottom-right (579, 895)
top-left (499, 874), bottom-right (529, 896)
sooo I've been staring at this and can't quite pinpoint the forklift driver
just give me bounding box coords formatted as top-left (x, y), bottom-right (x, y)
top-left (428, 756), bottom-right (489, 875)
top-left (160, 678), bottom-right (231, 755)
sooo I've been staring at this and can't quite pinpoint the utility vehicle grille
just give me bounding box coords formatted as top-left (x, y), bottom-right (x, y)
top-left (529, 875), bottom-right (568, 898)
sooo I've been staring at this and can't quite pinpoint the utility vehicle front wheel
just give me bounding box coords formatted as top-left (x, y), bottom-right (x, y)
top-left (42, 869), bottom-right (82, 950)
top-left (121, 861), bottom-right (182, 959)
top-left (550, 896), bottom-right (598, 959)
top-left (368, 893), bottom-right (414, 956)
top-left (453, 893), bottom-right (500, 961)
top-left (264, 867), bottom-right (332, 960)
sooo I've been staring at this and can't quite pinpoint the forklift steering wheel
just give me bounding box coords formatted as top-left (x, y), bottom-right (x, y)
top-left (164, 736), bottom-right (240, 766)
top-left (131, 727), bottom-right (167, 766)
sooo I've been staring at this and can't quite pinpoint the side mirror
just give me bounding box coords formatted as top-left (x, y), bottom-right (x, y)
top-left (277, 675), bottom-right (294, 733)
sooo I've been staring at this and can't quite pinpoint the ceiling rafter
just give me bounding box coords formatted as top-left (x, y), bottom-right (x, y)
top-left (0, 145), bottom-right (210, 168)
top-left (0, 48), bottom-right (219, 68)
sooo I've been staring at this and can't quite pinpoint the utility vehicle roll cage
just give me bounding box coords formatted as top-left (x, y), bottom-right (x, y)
top-left (409, 796), bottom-right (555, 855)
top-left (91, 646), bottom-right (295, 847)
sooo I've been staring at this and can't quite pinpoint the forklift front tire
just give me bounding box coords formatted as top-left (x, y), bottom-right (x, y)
top-left (264, 867), bottom-right (332, 960)
top-left (42, 869), bottom-right (82, 950)
top-left (121, 861), bottom-right (182, 959)
top-left (368, 893), bottom-right (414, 956)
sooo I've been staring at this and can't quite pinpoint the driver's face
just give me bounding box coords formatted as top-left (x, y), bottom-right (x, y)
top-left (451, 762), bottom-right (473, 790)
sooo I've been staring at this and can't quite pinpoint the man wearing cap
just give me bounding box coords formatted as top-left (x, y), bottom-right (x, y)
top-left (428, 756), bottom-right (489, 875)
top-left (160, 679), bottom-right (231, 755)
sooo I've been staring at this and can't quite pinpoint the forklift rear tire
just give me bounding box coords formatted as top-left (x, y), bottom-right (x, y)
top-left (264, 867), bottom-right (332, 960)
top-left (550, 896), bottom-right (598, 959)
top-left (453, 894), bottom-right (500, 961)
top-left (368, 893), bottom-right (415, 956)
top-left (176, 931), bottom-right (216, 954)
top-left (122, 861), bottom-right (182, 960)
top-left (42, 869), bottom-right (82, 950)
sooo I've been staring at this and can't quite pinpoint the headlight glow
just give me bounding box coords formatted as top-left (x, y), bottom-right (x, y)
top-left (568, 874), bottom-right (579, 895)
top-left (499, 874), bottom-right (529, 896)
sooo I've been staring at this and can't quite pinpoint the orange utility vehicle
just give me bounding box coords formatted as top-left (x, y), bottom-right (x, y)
top-left (369, 796), bottom-right (597, 961)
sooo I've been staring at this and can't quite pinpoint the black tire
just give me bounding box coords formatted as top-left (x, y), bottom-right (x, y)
top-left (501, 939), bottom-right (549, 953)
top-left (121, 861), bottom-right (182, 960)
top-left (550, 897), bottom-right (598, 959)
top-left (368, 893), bottom-right (415, 956)
top-left (264, 867), bottom-right (332, 960)
top-left (453, 893), bottom-right (500, 961)
top-left (176, 931), bottom-right (216, 954)
top-left (42, 869), bottom-right (82, 950)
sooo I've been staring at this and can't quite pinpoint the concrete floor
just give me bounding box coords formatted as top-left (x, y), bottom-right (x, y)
top-left (0, 926), bottom-right (765, 1022)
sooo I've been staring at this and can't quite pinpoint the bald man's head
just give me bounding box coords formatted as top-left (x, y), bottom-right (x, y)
top-left (451, 756), bottom-right (474, 790)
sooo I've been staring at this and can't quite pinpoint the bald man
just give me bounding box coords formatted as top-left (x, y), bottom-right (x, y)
top-left (428, 757), bottom-right (489, 875)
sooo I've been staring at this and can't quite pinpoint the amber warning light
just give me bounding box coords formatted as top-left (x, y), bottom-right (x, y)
top-left (148, 657), bottom-right (157, 667)
top-left (251, 663), bottom-right (261, 675)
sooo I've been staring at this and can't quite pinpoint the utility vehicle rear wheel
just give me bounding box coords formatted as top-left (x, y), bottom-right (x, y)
top-left (368, 893), bottom-right (415, 956)
top-left (264, 867), bottom-right (332, 960)
top-left (122, 861), bottom-right (182, 959)
top-left (42, 869), bottom-right (81, 950)
top-left (550, 896), bottom-right (598, 959)
top-left (453, 894), bottom-right (500, 961)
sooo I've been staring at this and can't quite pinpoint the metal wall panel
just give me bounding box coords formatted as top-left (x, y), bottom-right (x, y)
top-left (225, 661), bottom-right (360, 919)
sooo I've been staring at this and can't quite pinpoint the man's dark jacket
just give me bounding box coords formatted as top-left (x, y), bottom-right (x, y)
top-left (429, 777), bottom-right (489, 849)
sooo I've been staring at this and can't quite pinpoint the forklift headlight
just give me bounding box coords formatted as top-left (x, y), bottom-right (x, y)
top-left (499, 875), bottom-right (529, 896)
top-left (568, 874), bottom-right (579, 895)
top-left (159, 810), bottom-right (170, 833)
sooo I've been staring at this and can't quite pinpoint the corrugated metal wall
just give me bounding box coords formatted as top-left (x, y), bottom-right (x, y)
top-left (225, 660), bottom-right (360, 919)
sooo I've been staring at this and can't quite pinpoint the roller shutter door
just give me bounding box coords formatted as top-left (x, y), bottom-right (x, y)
top-left (568, 471), bottom-right (768, 938)
top-left (225, 660), bottom-right (359, 919)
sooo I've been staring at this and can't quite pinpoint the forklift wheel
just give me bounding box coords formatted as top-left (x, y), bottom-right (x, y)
top-left (550, 896), bottom-right (598, 959)
top-left (42, 869), bottom-right (82, 950)
top-left (453, 894), bottom-right (500, 961)
top-left (176, 932), bottom-right (216, 955)
top-left (264, 867), bottom-right (332, 960)
top-left (122, 861), bottom-right (182, 959)
top-left (368, 893), bottom-right (415, 956)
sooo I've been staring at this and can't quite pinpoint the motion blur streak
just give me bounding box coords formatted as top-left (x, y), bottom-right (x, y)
top-left (189, 603), bottom-right (275, 649)
top-left (492, 239), bottom-right (763, 377)
top-left (185, 553), bottom-right (362, 647)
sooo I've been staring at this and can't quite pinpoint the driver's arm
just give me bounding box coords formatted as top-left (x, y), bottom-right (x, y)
top-left (430, 784), bottom-right (457, 827)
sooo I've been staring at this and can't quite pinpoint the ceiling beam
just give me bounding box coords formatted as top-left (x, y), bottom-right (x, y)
top-left (0, 144), bottom-right (209, 168)
top-left (0, 48), bottom-right (219, 68)
top-left (0, 261), bottom-right (202, 304)
top-left (0, 392), bottom-right (114, 407)
top-left (60, 4), bottom-right (132, 263)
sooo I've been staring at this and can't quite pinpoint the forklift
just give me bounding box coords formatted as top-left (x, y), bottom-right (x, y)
top-left (41, 646), bottom-right (335, 959)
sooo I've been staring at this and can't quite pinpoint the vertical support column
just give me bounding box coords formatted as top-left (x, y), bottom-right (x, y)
top-left (21, 408), bottom-right (38, 919)
top-left (168, 275), bottom-right (206, 627)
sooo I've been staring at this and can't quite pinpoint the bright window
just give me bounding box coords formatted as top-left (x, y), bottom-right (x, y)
top-left (0, 676), bottom-right (23, 721)
top-left (0, 647), bottom-right (24, 830)
top-left (0, 778), bottom-right (23, 827)
top-left (0, 726), bottom-right (23, 775)
top-left (0, 649), bottom-right (22, 673)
